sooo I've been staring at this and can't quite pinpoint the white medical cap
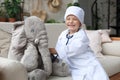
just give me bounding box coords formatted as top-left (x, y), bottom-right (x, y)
top-left (64, 6), bottom-right (84, 24)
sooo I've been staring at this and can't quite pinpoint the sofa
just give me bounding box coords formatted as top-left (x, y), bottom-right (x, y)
top-left (0, 22), bottom-right (120, 80)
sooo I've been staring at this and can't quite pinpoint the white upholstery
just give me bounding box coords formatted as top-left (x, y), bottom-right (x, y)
top-left (48, 75), bottom-right (72, 80)
top-left (98, 55), bottom-right (120, 76)
top-left (0, 22), bottom-right (120, 80)
top-left (102, 41), bottom-right (120, 56)
top-left (0, 57), bottom-right (28, 80)
top-left (85, 30), bottom-right (103, 57)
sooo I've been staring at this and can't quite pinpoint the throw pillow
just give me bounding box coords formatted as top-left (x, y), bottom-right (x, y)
top-left (0, 29), bottom-right (11, 58)
top-left (85, 30), bottom-right (103, 57)
top-left (98, 29), bottom-right (112, 43)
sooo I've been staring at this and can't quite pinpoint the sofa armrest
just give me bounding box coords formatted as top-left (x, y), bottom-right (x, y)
top-left (102, 37), bottom-right (120, 56)
top-left (0, 57), bottom-right (28, 80)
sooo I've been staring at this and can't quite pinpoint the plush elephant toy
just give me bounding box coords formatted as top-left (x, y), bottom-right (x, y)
top-left (8, 16), bottom-right (52, 80)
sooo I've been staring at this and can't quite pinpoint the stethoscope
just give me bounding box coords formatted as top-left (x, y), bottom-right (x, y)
top-left (65, 28), bottom-right (81, 45)
top-left (66, 33), bottom-right (73, 45)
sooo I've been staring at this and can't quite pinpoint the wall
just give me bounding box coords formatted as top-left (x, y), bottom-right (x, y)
top-left (0, 0), bottom-right (91, 25)
top-left (0, 0), bottom-right (92, 24)
top-left (23, 0), bottom-right (73, 22)
top-left (0, 0), bottom-right (116, 31)
top-left (79, 0), bottom-right (92, 27)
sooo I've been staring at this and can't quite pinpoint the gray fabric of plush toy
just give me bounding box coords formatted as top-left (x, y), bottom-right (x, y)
top-left (52, 60), bottom-right (70, 77)
top-left (8, 16), bottom-right (52, 80)
top-left (28, 69), bottom-right (47, 80)
top-left (8, 21), bottom-right (26, 61)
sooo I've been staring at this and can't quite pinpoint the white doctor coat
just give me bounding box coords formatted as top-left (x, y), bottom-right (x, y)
top-left (56, 28), bottom-right (109, 80)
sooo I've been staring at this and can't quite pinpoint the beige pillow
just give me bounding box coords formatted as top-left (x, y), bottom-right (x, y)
top-left (0, 29), bottom-right (11, 57)
top-left (98, 29), bottom-right (112, 43)
top-left (85, 30), bottom-right (103, 57)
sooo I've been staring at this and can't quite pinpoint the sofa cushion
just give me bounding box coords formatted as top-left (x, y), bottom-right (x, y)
top-left (85, 29), bottom-right (112, 57)
top-left (102, 41), bottom-right (120, 56)
top-left (85, 30), bottom-right (103, 57)
top-left (98, 55), bottom-right (120, 76)
top-left (48, 75), bottom-right (72, 80)
top-left (0, 29), bottom-right (11, 58)
top-left (98, 29), bottom-right (112, 43)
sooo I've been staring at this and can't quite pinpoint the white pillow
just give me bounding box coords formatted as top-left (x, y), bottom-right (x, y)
top-left (85, 30), bottom-right (103, 57)
top-left (98, 29), bottom-right (112, 43)
top-left (0, 29), bottom-right (11, 57)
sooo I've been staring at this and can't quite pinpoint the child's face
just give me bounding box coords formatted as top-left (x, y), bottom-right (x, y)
top-left (65, 15), bottom-right (81, 34)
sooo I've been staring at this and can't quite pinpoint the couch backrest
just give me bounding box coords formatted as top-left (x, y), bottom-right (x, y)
top-left (0, 23), bottom-right (66, 48)
top-left (45, 23), bottom-right (86, 48)
top-left (0, 22), bottom-right (86, 48)
top-left (45, 23), bottom-right (66, 48)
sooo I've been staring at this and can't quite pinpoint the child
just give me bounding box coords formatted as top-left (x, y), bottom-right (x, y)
top-left (55, 6), bottom-right (109, 80)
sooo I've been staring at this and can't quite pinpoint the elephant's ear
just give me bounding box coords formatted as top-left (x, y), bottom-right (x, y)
top-left (13, 21), bottom-right (24, 30)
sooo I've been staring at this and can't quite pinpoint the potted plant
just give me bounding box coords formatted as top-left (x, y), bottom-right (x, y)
top-left (0, 6), bottom-right (7, 22)
top-left (1, 0), bottom-right (22, 22)
top-left (67, 0), bottom-right (80, 8)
